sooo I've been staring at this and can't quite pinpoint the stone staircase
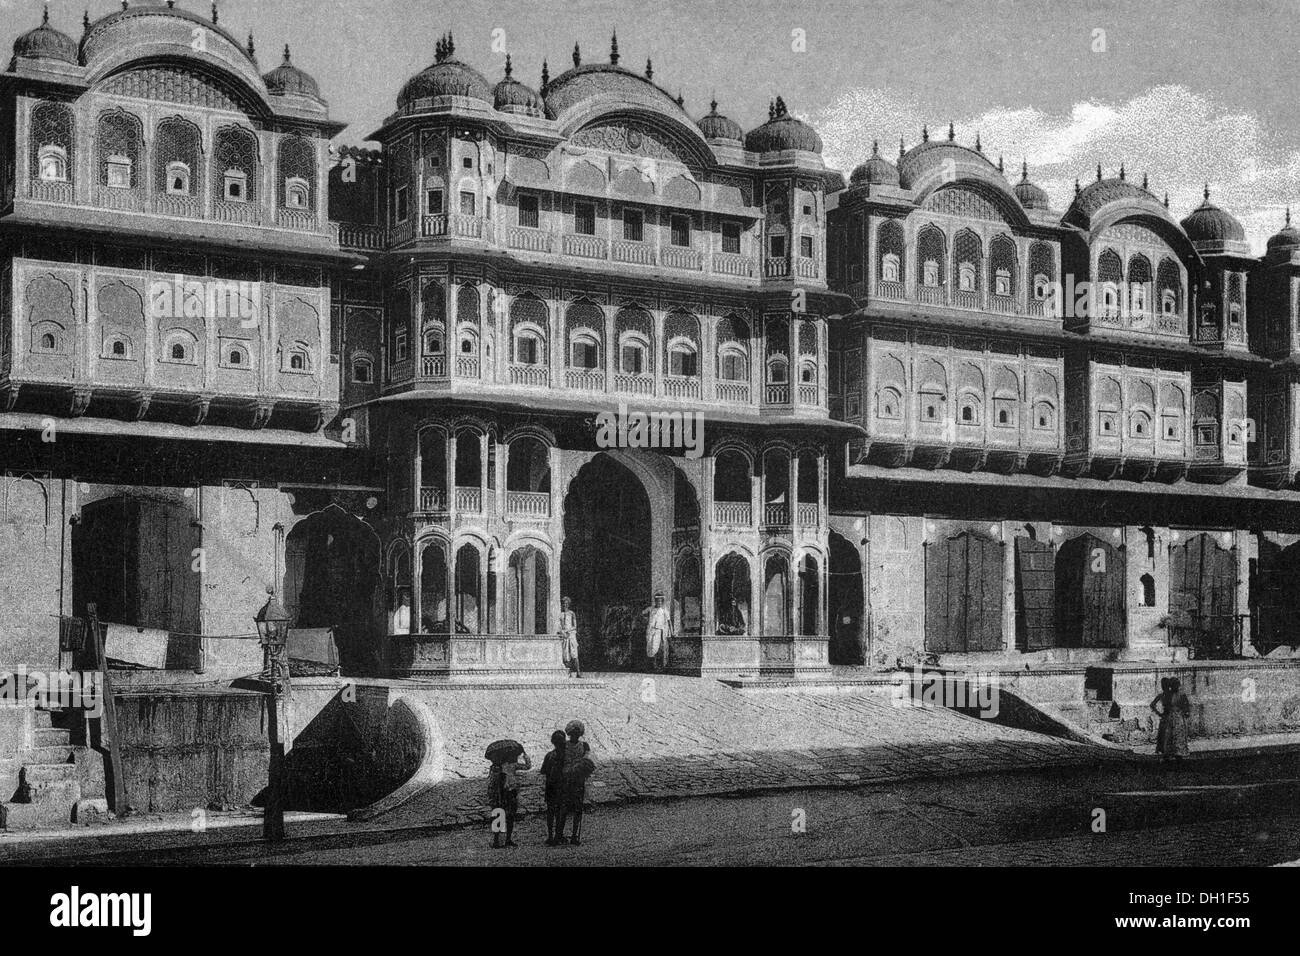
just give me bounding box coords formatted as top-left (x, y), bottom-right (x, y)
top-left (1080, 669), bottom-right (1146, 745)
top-left (0, 707), bottom-right (100, 830)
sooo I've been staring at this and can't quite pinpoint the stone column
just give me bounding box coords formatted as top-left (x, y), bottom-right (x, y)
top-left (604, 305), bottom-right (616, 395)
top-left (446, 432), bottom-right (457, 522)
top-left (653, 308), bottom-right (665, 398)
top-left (1002, 521), bottom-right (1019, 654)
top-left (1236, 528), bottom-right (1255, 657)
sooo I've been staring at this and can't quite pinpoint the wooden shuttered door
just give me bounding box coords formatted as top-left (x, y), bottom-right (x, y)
top-left (1056, 533), bottom-right (1126, 649)
top-left (925, 531), bottom-right (1004, 653)
top-left (1170, 533), bottom-right (1236, 655)
top-left (1015, 537), bottom-right (1056, 650)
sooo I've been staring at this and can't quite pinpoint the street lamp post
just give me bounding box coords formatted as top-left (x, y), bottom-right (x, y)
top-left (254, 586), bottom-right (291, 842)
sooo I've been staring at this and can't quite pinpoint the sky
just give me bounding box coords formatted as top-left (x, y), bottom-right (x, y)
top-left (6, 0), bottom-right (1300, 250)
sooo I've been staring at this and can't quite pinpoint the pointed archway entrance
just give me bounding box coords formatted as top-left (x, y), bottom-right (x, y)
top-left (561, 453), bottom-right (653, 669)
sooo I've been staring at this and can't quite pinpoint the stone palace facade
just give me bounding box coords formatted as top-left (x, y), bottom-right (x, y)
top-left (3, 1), bottom-right (1299, 685)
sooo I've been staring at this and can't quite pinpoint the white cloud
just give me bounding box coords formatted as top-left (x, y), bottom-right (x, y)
top-left (813, 84), bottom-right (1300, 253)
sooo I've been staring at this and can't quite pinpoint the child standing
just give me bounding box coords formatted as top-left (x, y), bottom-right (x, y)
top-left (556, 719), bottom-right (595, 845)
top-left (487, 748), bottom-right (531, 848)
top-left (539, 730), bottom-right (567, 846)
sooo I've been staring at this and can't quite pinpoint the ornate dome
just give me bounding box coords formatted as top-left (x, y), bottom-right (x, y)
top-left (849, 141), bottom-right (899, 187)
top-left (744, 97), bottom-right (821, 154)
top-left (12, 8), bottom-right (78, 65)
top-left (493, 55), bottom-right (544, 116)
top-left (262, 45), bottom-right (321, 101)
top-left (1064, 169), bottom-right (1169, 230)
top-left (398, 33), bottom-right (493, 110)
top-left (897, 127), bottom-right (998, 189)
top-left (1013, 160), bottom-right (1049, 210)
top-left (1267, 208), bottom-right (1300, 254)
top-left (697, 99), bottom-right (742, 143)
top-left (1180, 186), bottom-right (1246, 245)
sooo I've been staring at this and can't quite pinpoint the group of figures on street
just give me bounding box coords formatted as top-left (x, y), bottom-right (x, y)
top-left (486, 720), bottom-right (596, 848)
top-left (559, 591), bottom-right (674, 677)
top-left (1151, 677), bottom-right (1192, 762)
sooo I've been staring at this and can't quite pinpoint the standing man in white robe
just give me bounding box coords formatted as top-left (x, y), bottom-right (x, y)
top-left (560, 595), bottom-right (581, 678)
top-left (645, 590), bottom-right (673, 672)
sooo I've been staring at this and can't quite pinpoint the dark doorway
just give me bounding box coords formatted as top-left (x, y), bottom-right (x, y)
top-left (828, 531), bottom-right (863, 664)
top-left (1015, 536), bottom-right (1055, 650)
top-left (561, 454), bottom-right (652, 669)
top-left (925, 530), bottom-right (1003, 654)
top-left (1170, 533), bottom-right (1237, 658)
top-left (1055, 533), bottom-right (1125, 648)
top-left (72, 495), bottom-right (200, 628)
top-left (284, 507), bottom-right (381, 674)
top-left (1253, 540), bottom-right (1300, 654)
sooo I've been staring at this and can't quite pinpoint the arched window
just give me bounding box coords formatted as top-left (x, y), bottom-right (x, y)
top-left (97, 110), bottom-right (143, 189)
top-left (1097, 248), bottom-right (1123, 313)
top-left (213, 126), bottom-right (259, 203)
top-left (953, 229), bottom-right (983, 292)
top-left (1140, 573), bottom-right (1156, 607)
top-left (423, 328), bottom-right (445, 355)
top-left (457, 284), bottom-right (480, 354)
top-left (38, 332), bottom-right (57, 352)
top-left (615, 306), bottom-right (653, 376)
top-left (1157, 258), bottom-right (1182, 317)
top-left (1128, 254), bottom-right (1152, 314)
top-left (664, 310), bottom-right (700, 377)
top-left (351, 353), bottom-right (374, 383)
top-left (716, 314), bottom-right (749, 381)
top-left (959, 393), bottom-right (981, 424)
top-left (877, 386), bottom-right (902, 419)
top-left (877, 219), bottom-right (905, 285)
top-left (767, 356), bottom-right (789, 384)
top-left (1033, 400), bottom-right (1055, 431)
top-left (506, 435), bottom-right (551, 492)
top-left (154, 117), bottom-right (202, 197)
top-left (713, 450), bottom-right (751, 502)
top-left (1029, 241), bottom-right (1055, 300)
top-left (565, 298), bottom-right (604, 370)
top-left (111, 339), bottom-right (126, 357)
top-left (163, 330), bottom-right (197, 364)
top-left (720, 348), bottom-right (748, 382)
top-left (229, 346), bottom-right (245, 366)
top-left (510, 295), bottom-right (548, 366)
top-left (989, 234), bottom-right (1017, 298)
top-left (30, 102), bottom-right (74, 186)
top-left (917, 225), bottom-right (945, 287)
top-left (277, 135), bottom-right (317, 211)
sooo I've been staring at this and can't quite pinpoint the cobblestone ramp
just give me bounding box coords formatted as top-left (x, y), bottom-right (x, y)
top-left (372, 675), bottom-right (1121, 829)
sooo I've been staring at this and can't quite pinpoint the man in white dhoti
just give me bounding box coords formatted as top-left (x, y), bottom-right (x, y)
top-left (560, 595), bottom-right (581, 678)
top-left (645, 590), bottom-right (672, 672)
top-left (391, 588), bottom-right (411, 635)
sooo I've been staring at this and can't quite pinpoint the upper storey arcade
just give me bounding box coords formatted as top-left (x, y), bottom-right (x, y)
top-left (1, 1), bottom-right (345, 256)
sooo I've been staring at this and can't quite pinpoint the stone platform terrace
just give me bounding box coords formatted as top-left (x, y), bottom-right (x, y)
top-left (366, 672), bottom-right (1120, 829)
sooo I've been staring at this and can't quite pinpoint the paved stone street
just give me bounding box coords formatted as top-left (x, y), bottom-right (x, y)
top-left (378, 672), bottom-right (1122, 829)
top-left (8, 748), bottom-right (1298, 868)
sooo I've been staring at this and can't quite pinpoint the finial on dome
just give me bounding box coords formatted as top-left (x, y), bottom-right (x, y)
top-left (42, 3), bottom-right (49, 24)
top-left (610, 30), bottom-right (619, 65)
top-left (84, 9), bottom-right (91, 33)
top-left (1075, 179), bottom-right (1081, 195)
top-left (997, 154), bottom-right (1004, 174)
top-left (675, 90), bottom-right (684, 108)
top-left (899, 137), bottom-right (905, 158)
top-left (646, 58), bottom-right (653, 80)
top-left (775, 95), bottom-right (787, 116)
top-left (211, 2), bottom-right (218, 24)
top-left (1119, 163), bottom-right (1126, 181)
top-left (871, 139), bottom-right (879, 157)
top-left (975, 132), bottom-right (982, 152)
top-left (768, 100), bottom-right (775, 121)
top-left (121, 1), bottom-right (128, 9)
top-left (1096, 163), bottom-right (1102, 182)
top-left (446, 31), bottom-right (455, 57)
top-left (504, 53), bottom-right (512, 78)
top-left (1021, 159), bottom-right (1029, 181)
top-left (948, 121), bottom-right (955, 141)
top-left (247, 32), bottom-right (256, 59)
top-left (282, 44), bottom-right (291, 64)
top-left (710, 96), bottom-right (718, 114)
top-left (1203, 182), bottom-right (1210, 202)
top-left (1142, 172), bottom-right (1148, 190)
top-left (1163, 192), bottom-right (1169, 208)
top-left (922, 124), bottom-right (929, 142)
top-left (1288, 206), bottom-right (1292, 227)
top-left (573, 42), bottom-right (581, 67)
top-left (541, 58), bottom-right (549, 91)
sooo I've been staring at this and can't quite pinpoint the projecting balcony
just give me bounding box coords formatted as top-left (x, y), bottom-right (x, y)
top-left (712, 252), bottom-right (756, 278)
top-left (455, 355), bottom-right (480, 378)
top-left (509, 363), bottom-right (549, 387)
top-left (506, 491), bottom-right (551, 519)
top-left (562, 234), bottom-right (608, 259)
top-left (765, 257), bottom-right (790, 279)
top-left (953, 289), bottom-right (981, 311)
top-left (713, 501), bottom-right (752, 527)
top-left (421, 213), bottom-right (491, 241)
top-left (27, 179), bottom-right (73, 203)
top-left (614, 372), bottom-right (654, 396)
top-left (611, 240), bottom-right (655, 266)
top-left (875, 279), bottom-right (907, 302)
top-left (796, 503), bottom-right (820, 527)
top-left (765, 383), bottom-right (791, 405)
top-left (421, 354), bottom-right (447, 378)
top-left (661, 246), bottom-right (703, 271)
top-left (663, 374), bottom-right (702, 400)
top-left (715, 380), bottom-right (751, 403)
top-left (454, 486), bottom-right (483, 514)
top-left (505, 225), bottom-right (554, 253)
top-left (798, 383), bottom-right (819, 406)
top-left (419, 487), bottom-right (447, 512)
top-left (337, 222), bottom-right (386, 250)
top-left (564, 368), bottom-right (605, 392)
top-left (795, 257), bottom-right (819, 279)
top-left (763, 503), bottom-right (791, 527)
